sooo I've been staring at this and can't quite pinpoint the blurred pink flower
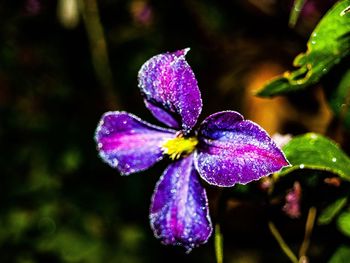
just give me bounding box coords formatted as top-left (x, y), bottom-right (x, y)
top-left (25, 0), bottom-right (41, 16)
top-left (283, 181), bottom-right (302, 218)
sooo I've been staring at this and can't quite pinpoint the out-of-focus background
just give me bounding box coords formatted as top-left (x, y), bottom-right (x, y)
top-left (0, 0), bottom-right (341, 262)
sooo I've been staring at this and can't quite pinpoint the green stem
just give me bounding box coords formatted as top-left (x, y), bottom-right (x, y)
top-left (79, 0), bottom-right (121, 109)
top-left (215, 224), bottom-right (224, 263)
top-left (299, 207), bottom-right (317, 259)
top-left (289, 0), bottom-right (306, 28)
top-left (268, 221), bottom-right (299, 263)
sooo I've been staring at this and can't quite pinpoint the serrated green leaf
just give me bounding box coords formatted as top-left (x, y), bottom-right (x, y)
top-left (277, 133), bottom-right (350, 180)
top-left (257, 0), bottom-right (350, 97)
top-left (318, 197), bottom-right (348, 225)
top-left (337, 211), bottom-right (350, 237)
top-left (328, 245), bottom-right (350, 263)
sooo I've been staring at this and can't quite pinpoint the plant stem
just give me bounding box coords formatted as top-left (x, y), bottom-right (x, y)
top-left (299, 207), bottom-right (317, 259)
top-left (215, 224), bottom-right (223, 263)
top-left (289, 0), bottom-right (306, 28)
top-left (268, 221), bottom-right (299, 263)
top-left (79, 0), bottom-right (121, 109)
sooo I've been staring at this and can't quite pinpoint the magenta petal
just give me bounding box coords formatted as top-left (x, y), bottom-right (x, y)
top-left (138, 48), bottom-right (202, 132)
top-left (195, 111), bottom-right (290, 187)
top-left (95, 111), bottom-right (176, 175)
top-left (150, 155), bottom-right (212, 251)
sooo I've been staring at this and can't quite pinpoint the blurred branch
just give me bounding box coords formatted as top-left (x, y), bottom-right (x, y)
top-left (57, 0), bottom-right (80, 29)
top-left (78, 0), bottom-right (121, 109)
top-left (299, 207), bottom-right (317, 260)
top-left (289, 0), bottom-right (306, 28)
top-left (268, 221), bottom-right (299, 263)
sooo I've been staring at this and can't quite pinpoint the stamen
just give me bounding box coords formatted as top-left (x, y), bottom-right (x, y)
top-left (162, 136), bottom-right (198, 160)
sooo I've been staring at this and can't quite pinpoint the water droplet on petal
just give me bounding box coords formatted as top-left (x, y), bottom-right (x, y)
top-left (112, 158), bottom-right (119, 166)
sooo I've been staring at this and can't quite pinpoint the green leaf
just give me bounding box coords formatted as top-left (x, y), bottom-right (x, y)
top-left (329, 245), bottom-right (350, 263)
top-left (337, 211), bottom-right (350, 237)
top-left (257, 0), bottom-right (350, 97)
top-left (318, 197), bottom-right (348, 225)
top-left (277, 133), bottom-right (350, 180)
top-left (328, 66), bottom-right (350, 130)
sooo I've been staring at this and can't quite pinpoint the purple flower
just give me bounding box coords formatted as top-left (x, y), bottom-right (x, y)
top-left (95, 48), bottom-right (289, 251)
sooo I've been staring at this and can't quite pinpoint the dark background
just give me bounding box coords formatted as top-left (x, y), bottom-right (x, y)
top-left (0, 0), bottom-right (342, 262)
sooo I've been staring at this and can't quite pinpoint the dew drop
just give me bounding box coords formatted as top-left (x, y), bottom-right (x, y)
top-left (311, 40), bottom-right (316, 45)
top-left (299, 164), bottom-right (305, 169)
top-left (112, 158), bottom-right (118, 166)
top-left (340, 6), bottom-right (350, 16)
top-left (310, 134), bottom-right (317, 139)
top-left (332, 157), bottom-right (337, 162)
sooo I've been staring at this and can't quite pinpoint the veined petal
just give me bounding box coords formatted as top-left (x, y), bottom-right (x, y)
top-left (150, 155), bottom-right (212, 252)
top-left (195, 111), bottom-right (289, 187)
top-left (138, 48), bottom-right (202, 133)
top-left (95, 111), bottom-right (176, 175)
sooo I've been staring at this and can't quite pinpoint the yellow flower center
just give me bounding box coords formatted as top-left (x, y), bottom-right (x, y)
top-left (162, 136), bottom-right (198, 160)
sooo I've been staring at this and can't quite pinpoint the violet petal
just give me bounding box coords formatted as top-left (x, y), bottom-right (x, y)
top-left (195, 111), bottom-right (290, 187)
top-left (138, 48), bottom-right (202, 133)
top-left (95, 111), bottom-right (176, 175)
top-left (150, 155), bottom-right (212, 251)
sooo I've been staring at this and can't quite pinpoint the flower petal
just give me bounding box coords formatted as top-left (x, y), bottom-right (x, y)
top-left (95, 111), bottom-right (176, 175)
top-left (195, 111), bottom-right (290, 187)
top-left (150, 155), bottom-right (212, 251)
top-left (138, 48), bottom-right (202, 133)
